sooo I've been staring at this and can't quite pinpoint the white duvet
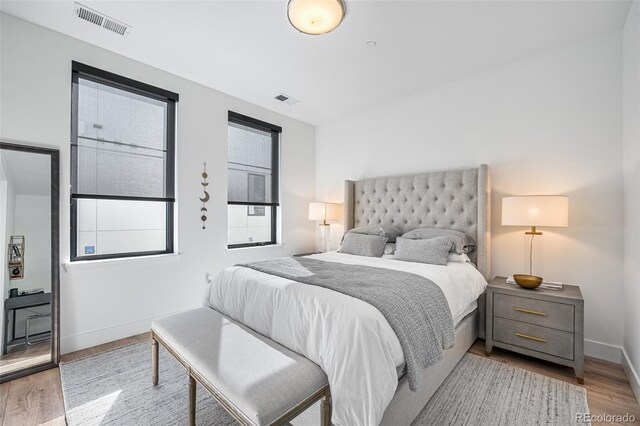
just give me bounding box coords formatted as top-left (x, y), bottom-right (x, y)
top-left (203, 252), bottom-right (487, 426)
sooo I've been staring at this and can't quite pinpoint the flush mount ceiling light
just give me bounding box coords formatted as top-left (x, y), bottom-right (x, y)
top-left (287, 0), bottom-right (346, 35)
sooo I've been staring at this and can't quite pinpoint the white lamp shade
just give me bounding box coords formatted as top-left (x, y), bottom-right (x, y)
top-left (308, 202), bottom-right (341, 221)
top-left (287, 0), bottom-right (346, 35)
top-left (502, 196), bottom-right (568, 227)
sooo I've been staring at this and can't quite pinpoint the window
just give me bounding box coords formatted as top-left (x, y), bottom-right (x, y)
top-left (227, 111), bottom-right (281, 248)
top-left (70, 62), bottom-right (178, 261)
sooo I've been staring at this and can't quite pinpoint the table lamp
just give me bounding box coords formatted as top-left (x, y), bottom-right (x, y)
top-left (308, 202), bottom-right (341, 252)
top-left (502, 196), bottom-right (569, 289)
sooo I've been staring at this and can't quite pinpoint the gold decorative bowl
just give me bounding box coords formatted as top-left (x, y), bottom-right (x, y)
top-left (513, 274), bottom-right (543, 289)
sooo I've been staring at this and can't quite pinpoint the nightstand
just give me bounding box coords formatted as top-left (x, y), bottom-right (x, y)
top-left (485, 276), bottom-right (584, 384)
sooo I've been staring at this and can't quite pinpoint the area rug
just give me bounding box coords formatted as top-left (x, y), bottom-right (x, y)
top-left (60, 341), bottom-right (235, 425)
top-left (413, 353), bottom-right (590, 425)
top-left (60, 341), bottom-right (589, 425)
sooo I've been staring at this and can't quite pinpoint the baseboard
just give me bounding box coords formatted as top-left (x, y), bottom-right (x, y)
top-left (622, 348), bottom-right (640, 405)
top-left (584, 339), bottom-right (622, 364)
top-left (60, 306), bottom-right (199, 354)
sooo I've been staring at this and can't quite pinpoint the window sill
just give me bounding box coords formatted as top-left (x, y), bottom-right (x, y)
top-left (225, 244), bottom-right (285, 252)
top-left (63, 253), bottom-right (181, 273)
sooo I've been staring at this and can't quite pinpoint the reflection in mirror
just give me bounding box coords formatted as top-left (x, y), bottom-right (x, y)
top-left (0, 148), bottom-right (53, 376)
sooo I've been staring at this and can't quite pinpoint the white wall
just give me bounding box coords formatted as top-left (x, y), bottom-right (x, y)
top-left (0, 14), bottom-right (317, 353)
top-left (0, 154), bottom-right (16, 296)
top-left (317, 31), bottom-right (624, 362)
top-left (11, 195), bottom-right (52, 338)
top-left (0, 155), bottom-right (15, 347)
top-left (623, 0), bottom-right (640, 402)
top-left (13, 195), bottom-right (51, 293)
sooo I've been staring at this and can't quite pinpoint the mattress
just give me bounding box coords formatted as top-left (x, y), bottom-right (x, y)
top-left (454, 299), bottom-right (478, 327)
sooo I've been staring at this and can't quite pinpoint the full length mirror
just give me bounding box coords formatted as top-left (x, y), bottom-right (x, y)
top-left (0, 142), bottom-right (59, 382)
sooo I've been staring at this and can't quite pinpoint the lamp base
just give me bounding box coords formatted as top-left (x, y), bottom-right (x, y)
top-left (318, 223), bottom-right (331, 252)
top-left (522, 233), bottom-right (544, 278)
top-left (513, 274), bottom-right (543, 289)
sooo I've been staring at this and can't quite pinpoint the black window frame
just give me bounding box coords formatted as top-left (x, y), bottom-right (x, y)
top-left (70, 61), bottom-right (179, 261)
top-left (227, 111), bottom-right (281, 249)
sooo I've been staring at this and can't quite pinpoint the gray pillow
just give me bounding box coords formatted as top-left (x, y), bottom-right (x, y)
top-left (339, 233), bottom-right (388, 257)
top-left (400, 227), bottom-right (475, 254)
top-left (349, 225), bottom-right (403, 243)
top-left (394, 236), bottom-right (453, 265)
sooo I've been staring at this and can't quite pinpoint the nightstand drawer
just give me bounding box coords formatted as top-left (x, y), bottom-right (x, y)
top-left (493, 293), bottom-right (574, 332)
top-left (493, 317), bottom-right (574, 360)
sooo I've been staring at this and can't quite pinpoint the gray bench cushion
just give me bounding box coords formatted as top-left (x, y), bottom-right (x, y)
top-left (152, 308), bottom-right (328, 425)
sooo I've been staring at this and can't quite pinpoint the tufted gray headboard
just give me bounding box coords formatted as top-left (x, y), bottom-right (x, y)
top-left (344, 165), bottom-right (491, 281)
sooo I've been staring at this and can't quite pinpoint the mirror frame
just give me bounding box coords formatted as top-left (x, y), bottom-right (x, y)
top-left (0, 141), bottom-right (60, 383)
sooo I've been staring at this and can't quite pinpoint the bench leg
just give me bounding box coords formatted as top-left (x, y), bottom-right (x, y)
top-left (152, 337), bottom-right (159, 386)
top-left (189, 374), bottom-right (196, 426)
top-left (321, 389), bottom-right (331, 426)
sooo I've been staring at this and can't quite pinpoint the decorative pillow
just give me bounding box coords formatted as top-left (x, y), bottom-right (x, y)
top-left (384, 243), bottom-right (396, 255)
top-left (339, 233), bottom-right (388, 257)
top-left (394, 236), bottom-right (454, 265)
top-left (348, 225), bottom-right (403, 243)
top-left (400, 227), bottom-right (475, 254)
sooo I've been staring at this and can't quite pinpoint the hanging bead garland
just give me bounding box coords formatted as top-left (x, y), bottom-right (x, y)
top-left (199, 162), bottom-right (209, 229)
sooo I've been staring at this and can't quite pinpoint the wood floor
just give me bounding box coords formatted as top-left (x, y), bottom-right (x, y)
top-left (0, 342), bottom-right (51, 376)
top-left (0, 334), bottom-right (638, 425)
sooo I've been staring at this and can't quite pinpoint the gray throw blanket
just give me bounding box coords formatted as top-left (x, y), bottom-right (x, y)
top-left (237, 257), bottom-right (455, 391)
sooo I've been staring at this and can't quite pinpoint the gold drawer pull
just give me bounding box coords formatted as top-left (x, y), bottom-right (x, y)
top-left (515, 332), bottom-right (546, 343)
top-left (515, 308), bottom-right (547, 316)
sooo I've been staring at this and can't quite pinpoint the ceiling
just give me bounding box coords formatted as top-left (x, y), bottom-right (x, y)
top-left (0, 1), bottom-right (632, 125)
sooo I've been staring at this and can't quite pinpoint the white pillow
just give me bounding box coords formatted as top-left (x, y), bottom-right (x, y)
top-left (384, 243), bottom-right (396, 255)
top-left (383, 252), bottom-right (471, 263)
top-left (447, 252), bottom-right (471, 263)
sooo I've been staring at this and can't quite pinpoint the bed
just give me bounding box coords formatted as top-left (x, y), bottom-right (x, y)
top-left (205, 165), bottom-right (491, 426)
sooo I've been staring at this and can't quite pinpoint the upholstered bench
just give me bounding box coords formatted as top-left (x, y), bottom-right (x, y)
top-left (151, 308), bottom-right (331, 426)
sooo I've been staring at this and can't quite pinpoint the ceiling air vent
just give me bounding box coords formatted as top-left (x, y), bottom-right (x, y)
top-left (274, 93), bottom-right (300, 106)
top-left (74, 3), bottom-right (131, 36)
